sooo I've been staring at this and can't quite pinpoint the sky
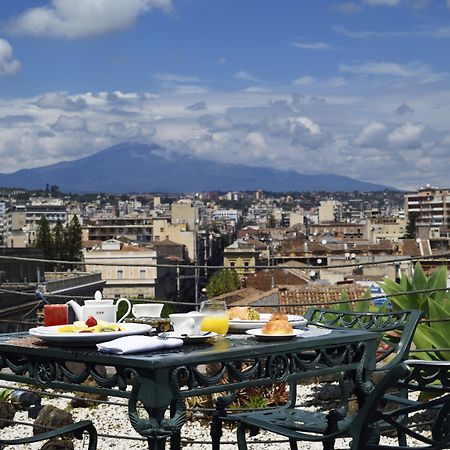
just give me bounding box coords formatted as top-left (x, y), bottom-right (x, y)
top-left (0, 0), bottom-right (450, 191)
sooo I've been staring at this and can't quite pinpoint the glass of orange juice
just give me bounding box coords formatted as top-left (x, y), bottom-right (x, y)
top-left (199, 300), bottom-right (229, 336)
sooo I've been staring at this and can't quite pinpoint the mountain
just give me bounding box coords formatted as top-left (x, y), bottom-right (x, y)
top-left (0, 142), bottom-right (394, 193)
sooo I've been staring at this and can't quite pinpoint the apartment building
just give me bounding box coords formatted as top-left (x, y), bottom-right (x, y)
top-left (309, 222), bottom-right (366, 240)
top-left (2, 204), bottom-right (68, 247)
top-left (223, 239), bottom-right (261, 277)
top-left (86, 215), bottom-right (153, 242)
top-left (404, 186), bottom-right (450, 236)
top-left (366, 217), bottom-right (407, 243)
top-left (318, 200), bottom-right (343, 223)
top-left (83, 239), bottom-right (176, 299)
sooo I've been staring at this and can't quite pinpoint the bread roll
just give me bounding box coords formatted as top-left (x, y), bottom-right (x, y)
top-left (261, 319), bottom-right (293, 335)
top-left (270, 312), bottom-right (289, 322)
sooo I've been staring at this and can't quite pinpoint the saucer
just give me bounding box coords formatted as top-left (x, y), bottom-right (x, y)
top-left (160, 331), bottom-right (217, 343)
top-left (246, 328), bottom-right (305, 341)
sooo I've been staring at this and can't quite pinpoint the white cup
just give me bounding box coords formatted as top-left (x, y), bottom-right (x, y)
top-left (132, 303), bottom-right (164, 318)
top-left (169, 312), bottom-right (206, 336)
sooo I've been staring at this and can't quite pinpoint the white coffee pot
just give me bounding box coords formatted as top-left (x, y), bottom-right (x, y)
top-left (66, 291), bottom-right (131, 323)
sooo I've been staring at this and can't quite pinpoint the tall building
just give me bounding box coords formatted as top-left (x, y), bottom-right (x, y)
top-left (404, 186), bottom-right (450, 236)
top-left (318, 200), bottom-right (342, 223)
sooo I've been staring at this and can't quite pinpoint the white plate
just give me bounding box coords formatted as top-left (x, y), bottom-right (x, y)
top-left (228, 313), bottom-right (307, 332)
top-left (246, 328), bottom-right (305, 341)
top-left (160, 331), bottom-right (217, 343)
top-left (29, 323), bottom-right (153, 345)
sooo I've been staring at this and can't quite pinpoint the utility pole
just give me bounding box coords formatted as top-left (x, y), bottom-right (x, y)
top-left (269, 242), bottom-right (275, 289)
top-left (194, 218), bottom-right (199, 304)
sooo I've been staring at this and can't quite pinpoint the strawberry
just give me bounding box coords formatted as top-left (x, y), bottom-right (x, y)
top-left (85, 316), bottom-right (97, 327)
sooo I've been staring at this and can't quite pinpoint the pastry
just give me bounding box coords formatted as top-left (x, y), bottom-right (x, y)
top-left (270, 312), bottom-right (289, 322)
top-left (228, 306), bottom-right (260, 320)
top-left (261, 319), bottom-right (293, 335)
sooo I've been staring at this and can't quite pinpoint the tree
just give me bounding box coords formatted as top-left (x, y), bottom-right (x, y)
top-left (53, 219), bottom-right (66, 270)
top-left (65, 215), bottom-right (83, 269)
top-left (35, 216), bottom-right (54, 269)
top-left (206, 269), bottom-right (240, 298)
top-left (405, 212), bottom-right (418, 239)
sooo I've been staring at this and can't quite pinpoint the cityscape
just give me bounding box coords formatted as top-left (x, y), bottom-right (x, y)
top-left (0, 184), bottom-right (447, 308)
top-left (0, 1), bottom-right (449, 449)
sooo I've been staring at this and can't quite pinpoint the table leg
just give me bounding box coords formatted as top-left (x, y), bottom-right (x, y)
top-left (127, 370), bottom-right (186, 450)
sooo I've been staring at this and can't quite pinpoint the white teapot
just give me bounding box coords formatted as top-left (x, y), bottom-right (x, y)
top-left (66, 291), bottom-right (131, 323)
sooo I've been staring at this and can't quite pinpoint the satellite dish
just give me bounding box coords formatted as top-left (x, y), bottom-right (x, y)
top-left (345, 252), bottom-right (350, 258)
top-left (317, 259), bottom-right (323, 265)
top-left (321, 239), bottom-right (327, 245)
top-left (415, 238), bottom-right (421, 243)
top-left (309, 270), bottom-right (316, 278)
top-left (350, 253), bottom-right (356, 259)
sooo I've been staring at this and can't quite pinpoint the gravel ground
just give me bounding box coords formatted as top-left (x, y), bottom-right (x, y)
top-left (0, 382), bottom-right (419, 450)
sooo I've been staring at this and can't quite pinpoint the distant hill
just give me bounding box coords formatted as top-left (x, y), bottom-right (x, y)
top-left (0, 142), bottom-right (395, 193)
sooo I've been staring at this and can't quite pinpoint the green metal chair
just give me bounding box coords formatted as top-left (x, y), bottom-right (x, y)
top-left (211, 309), bottom-right (424, 450)
top-left (0, 419), bottom-right (97, 449)
top-left (237, 360), bottom-right (450, 449)
top-left (303, 308), bottom-right (424, 372)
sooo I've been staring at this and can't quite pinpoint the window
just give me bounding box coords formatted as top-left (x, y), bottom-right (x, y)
top-left (140, 269), bottom-right (146, 279)
top-left (230, 261), bottom-right (235, 268)
top-left (137, 294), bottom-right (144, 299)
top-left (117, 270), bottom-right (124, 279)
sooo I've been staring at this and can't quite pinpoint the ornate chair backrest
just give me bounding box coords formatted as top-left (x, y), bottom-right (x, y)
top-left (303, 308), bottom-right (424, 371)
top-left (351, 360), bottom-right (450, 449)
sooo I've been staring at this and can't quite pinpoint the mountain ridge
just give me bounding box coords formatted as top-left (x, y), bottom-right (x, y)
top-left (0, 142), bottom-right (395, 193)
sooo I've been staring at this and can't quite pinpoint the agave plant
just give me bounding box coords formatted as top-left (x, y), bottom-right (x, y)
top-left (334, 286), bottom-right (390, 313)
top-left (379, 262), bottom-right (450, 361)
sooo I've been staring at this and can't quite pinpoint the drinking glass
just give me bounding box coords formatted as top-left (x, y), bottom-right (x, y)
top-left (44, 304), bottom-right (68, 327)
top-left (199, 300), bottom-right (229, 336)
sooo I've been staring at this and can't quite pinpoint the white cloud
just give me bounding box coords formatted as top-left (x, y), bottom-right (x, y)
top-left (0, 39), bottom-right (21, 76)
top-left (6, 0), bottom-right (171, 39)
top-left (245, 132), bottom-right (266, 151)
top-left (153, 73), bottom-right (201, 83)
top-left (244, 86), bottom-right (270, 93)
top-left (293, 76), bottom-right (315, 85)
top-left (388, 122), bottom-right (425, 148)
top-left (354, 121), bottom-right (387, 147)
top-left (333, 25), bottom-right (405, 39)
top-left (290, 41), bottom-right (331, 50)
top-left (364, 0), bottom-right (402, 6)
top-left (293, 117), bottom-right (321, 135)
top-left (332, 2), bottom-right (362, 13)
top-left (339, 61), bottom-right (445, 83)
top-left (234, 70), bottom-right (261, 82)
top-left (51, 115), bottom-right (87, 132)
top-left (36, 92), bottom-right (87, 110)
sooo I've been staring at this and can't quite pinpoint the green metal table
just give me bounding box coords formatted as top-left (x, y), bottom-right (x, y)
top-left (0, 329), bottom-right (378, 449)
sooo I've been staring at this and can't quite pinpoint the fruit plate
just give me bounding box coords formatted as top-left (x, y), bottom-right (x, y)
top-left (228, 314), bottom-right (307, 333)
top-left (29, 323), bottom-right (153, 345)
top-left (245, 328), bottom-right (305, 341)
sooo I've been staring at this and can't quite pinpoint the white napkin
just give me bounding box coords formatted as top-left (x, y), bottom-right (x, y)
top-left (97, 335), bottom-right (183, 354)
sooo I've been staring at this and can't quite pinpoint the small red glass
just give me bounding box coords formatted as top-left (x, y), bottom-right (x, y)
top-left (44, 305), bottom-right (69, 327)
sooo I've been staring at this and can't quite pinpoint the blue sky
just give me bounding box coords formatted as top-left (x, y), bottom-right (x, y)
top-left (0, 0), bottom-right (450, 190)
